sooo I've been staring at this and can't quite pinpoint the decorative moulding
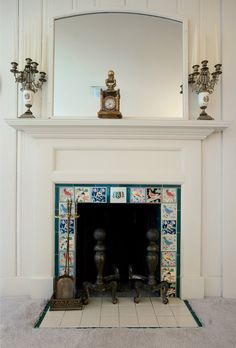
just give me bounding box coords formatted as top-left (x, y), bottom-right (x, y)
top-left (6, 118), bottom-right (230, 140)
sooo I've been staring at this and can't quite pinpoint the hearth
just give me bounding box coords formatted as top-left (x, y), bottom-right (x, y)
top-left (55, 184), bottom-right (181, 300)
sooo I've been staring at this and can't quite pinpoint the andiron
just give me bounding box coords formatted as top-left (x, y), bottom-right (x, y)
top-left (82, 228), bottom-right (119, 304)
top-left (129, 228), bottom-right (169, 304)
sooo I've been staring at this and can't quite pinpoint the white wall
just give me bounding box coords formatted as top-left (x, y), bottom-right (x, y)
top-left (0, 0), bottom-right (235, 298)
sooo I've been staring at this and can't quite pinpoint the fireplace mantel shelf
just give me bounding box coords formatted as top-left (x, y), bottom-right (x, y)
top-left (6, 118), bottom-right (230, 140)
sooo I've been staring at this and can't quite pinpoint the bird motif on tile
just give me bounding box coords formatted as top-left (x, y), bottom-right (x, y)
top-left (166, 189), bottom-right (175, 198)
top-left (63, 188), bottom-right (72, 197)
top-left (60, 204), bottom-right (67, 214)
top-left (163, 236), bottom-right (173, 246)
top-left (163, 205), bottom-right (174, 215)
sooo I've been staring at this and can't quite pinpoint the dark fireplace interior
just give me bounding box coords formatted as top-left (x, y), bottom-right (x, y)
top-left (76, 203), bottom-right (161, 291)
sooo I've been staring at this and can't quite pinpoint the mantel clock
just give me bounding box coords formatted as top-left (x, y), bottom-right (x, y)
top-left (98, 70), bottom-right (122, 119)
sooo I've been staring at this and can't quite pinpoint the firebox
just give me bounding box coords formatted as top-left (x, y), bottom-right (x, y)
top-left (55, 184), bottom-right (181, 298)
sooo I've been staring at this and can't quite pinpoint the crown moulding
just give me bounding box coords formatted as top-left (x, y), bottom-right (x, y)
top-left (5, 118), bottom-right (230, 140)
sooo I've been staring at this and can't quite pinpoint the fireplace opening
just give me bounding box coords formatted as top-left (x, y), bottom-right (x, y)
top-left (76, 203), bottom-right (161, 291)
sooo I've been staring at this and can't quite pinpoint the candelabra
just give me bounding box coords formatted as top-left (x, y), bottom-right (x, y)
top-left (188, 60), bottom-right (222, 120)
top-left (10, 58), bottom-right (47, 118)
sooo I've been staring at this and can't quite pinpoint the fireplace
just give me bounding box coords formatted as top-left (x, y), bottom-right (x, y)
top-left (55, 184), bottom-right (180, 298)
top-left (6, 118), bottom-right (227, 299)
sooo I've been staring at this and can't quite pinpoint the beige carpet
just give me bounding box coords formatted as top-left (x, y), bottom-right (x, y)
top-left (1, 296), bottom-right (236, 348)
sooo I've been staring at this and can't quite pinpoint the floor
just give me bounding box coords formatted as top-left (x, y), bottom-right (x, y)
top-left (39, 297), bottom-right (199, 328)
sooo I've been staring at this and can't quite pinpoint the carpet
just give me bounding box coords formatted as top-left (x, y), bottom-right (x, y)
top-left (1, 297), bottom-right (236, 348)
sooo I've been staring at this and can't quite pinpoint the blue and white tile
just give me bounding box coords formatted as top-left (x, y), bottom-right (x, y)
top-left (161, 234), bottom-right (177, 251)
top-left (59, 218), bottom-right (75, 234)
top-left (162, 220), bottom-right (177, 234)
top-left (161, 204), bottom-right (177, 220)
top-left (91, 187), bottom-right (107, 203)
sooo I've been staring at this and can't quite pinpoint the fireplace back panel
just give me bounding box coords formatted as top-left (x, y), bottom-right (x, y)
top-left (55, 184), bottom-right (181, 297)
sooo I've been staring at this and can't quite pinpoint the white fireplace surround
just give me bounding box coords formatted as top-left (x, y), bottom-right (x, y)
top-left (4, 118), bottom-right (229, 299)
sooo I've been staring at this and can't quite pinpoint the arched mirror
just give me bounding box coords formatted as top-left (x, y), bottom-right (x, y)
top-left (54, 12), bottom-right (184, 118)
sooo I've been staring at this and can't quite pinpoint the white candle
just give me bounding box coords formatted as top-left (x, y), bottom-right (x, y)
top-left (11, 21), bottom-right (17, 61)
top-left (36, 23), bottom-right (40, 64)
top-left (33, 23), bottom-right (36, 61)
top-left (202, 33), bottom-right (207, 61)
top-left (215, 25), bottom-right (220, 63)
top-left (191, 25), bottom-right (198, 66)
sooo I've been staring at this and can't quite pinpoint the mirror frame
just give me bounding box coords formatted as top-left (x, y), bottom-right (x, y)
top-left (49, 10), bottom-right (188, 120)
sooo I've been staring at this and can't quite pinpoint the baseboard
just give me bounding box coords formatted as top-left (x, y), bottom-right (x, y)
top-left (29, 277), bottom-right (54, 298)
top-left (180, 276), bottom-right (205, 299)
top-left (204, 276), bottom-right (222, 296)
top-left (0, 277), bottom-right (30, 296)
top-left (0, 276), bottom-right (53, 298)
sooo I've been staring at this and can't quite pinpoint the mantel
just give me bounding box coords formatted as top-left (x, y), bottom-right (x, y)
top-left (6, 118), bottom-right (230, 140)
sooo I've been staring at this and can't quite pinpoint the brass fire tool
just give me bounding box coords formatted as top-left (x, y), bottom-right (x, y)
top-left (50, 198), bottom-right (82, 311)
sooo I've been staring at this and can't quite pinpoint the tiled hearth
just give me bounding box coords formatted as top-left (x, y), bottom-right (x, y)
top-left (38, 297), bottom-right (200, 328)
top-left (55, 184), bottom-right (181, 297)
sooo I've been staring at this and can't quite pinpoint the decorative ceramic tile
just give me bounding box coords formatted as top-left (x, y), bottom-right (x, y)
top-left (91, 187), bottom-right (107, 203)
top-left (161, 204), bottom-right (177, 220)
top-left (59, 202), bottom-right (68, 217)
top-left (59, 187), bottom-right (74, 202)
top-left (161, 267), bottom-right (176, 283)
top-left (167, 283), bottom-right (176, 297)
top-left (59, 218), bottom-right (75, 234)
top-left (162, 188), bottom-right (177, 203)
top-left (59, 265), bottom-right (74, 276)
top-left (59, 251), bottom-right (75, 267)
top-left (110, 187), bottom-right (127, 203)
top-left (59, 232), bottom-right (75, 251)
top-left (130, 187), bottom-right (146, 203)
top-left (161, 251), bottom-right (176, 267)
top-left (161, 234), bottom-right (177, 251)
top-left (75, 187), bottom-right (91, 203)
top-left (58, 202), bottom-right (75, 217)
top-left (162, 220), bottom-right (177, 234)
top-left (146, 187), bottom-right (161, 203)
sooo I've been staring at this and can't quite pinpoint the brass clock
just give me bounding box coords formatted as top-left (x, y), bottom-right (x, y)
top-left (98, 70), bottom-right (122, 119)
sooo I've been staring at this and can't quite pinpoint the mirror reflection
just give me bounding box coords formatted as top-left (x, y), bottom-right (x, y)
top-left (54, 13), bottom-right (183, 118)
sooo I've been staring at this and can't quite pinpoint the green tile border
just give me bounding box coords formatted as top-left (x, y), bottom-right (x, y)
top-left (34, 300), bottom-right (51, 328)
top-left (184, 300), bottom-right (203, 327)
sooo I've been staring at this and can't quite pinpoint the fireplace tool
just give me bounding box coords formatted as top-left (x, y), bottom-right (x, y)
top-left (50, 198), bottom-right (82, 310)
top-left (56, 198), bottom-right (75, 299)
top-left (129, 228), bottom-right (169, 304)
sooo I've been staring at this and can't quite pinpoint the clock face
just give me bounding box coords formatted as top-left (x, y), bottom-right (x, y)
top-left (104, 97), bottom-right (116, 110)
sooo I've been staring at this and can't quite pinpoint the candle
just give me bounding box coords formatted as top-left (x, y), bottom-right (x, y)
top-left (11, 21), bottom-right (17, 62)
top-left (202, 33), bottom-right (207, 61)
top-left (215, 25), bottom-right (220, 63)
top-left (32, 23), bottom-right (36, 61)
top-left (191, 25), bottom-right (198, 66)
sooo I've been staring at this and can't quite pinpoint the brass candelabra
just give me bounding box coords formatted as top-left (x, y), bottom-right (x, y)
top-left (10, 58), bottom-right (47, 118)
top-left (188, 60), bottom-right (222, 120)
